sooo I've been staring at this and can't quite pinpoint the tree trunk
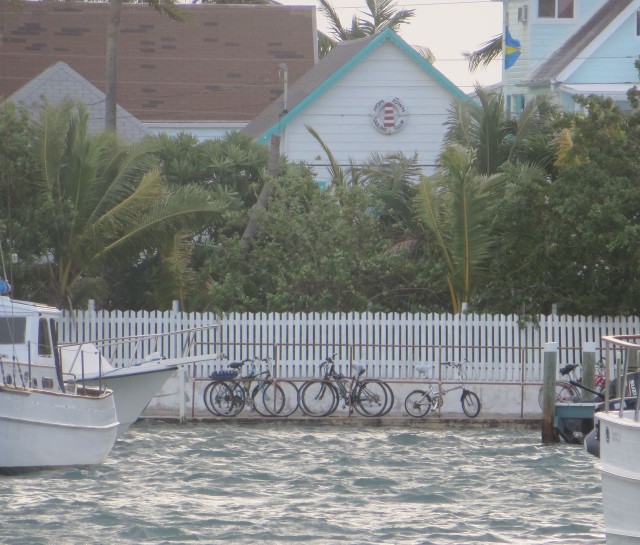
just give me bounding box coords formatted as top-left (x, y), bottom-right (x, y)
top-left (241, 134), bottom-right (280, 248)
top-left (105, 0), bottom-right (122, 133)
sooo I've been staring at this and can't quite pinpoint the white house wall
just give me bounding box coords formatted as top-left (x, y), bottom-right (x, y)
top-left (280, 41), bottom-right (460, 182)
top-left (567, 13), bottom-right (640, 84)
top-left (527, 0), bottom-right (599, 66)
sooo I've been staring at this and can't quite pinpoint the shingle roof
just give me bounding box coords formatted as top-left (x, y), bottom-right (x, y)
top-left (528, 0), bottom-right (636, 84)
top-left (8, 62), bottom-right (151, 142)
top-left (0, 2), bottom-right (317, 123)
top-left (243, 34), bottom-right (375, 139)
top-left (243, 28), bottom-right (469, 141)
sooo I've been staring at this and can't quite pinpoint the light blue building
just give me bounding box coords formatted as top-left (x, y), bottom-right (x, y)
top-left (496, 0), bottom-right (640, 113)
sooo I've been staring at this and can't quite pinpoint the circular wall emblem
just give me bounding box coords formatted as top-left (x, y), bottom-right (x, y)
top-left (371, 97), bottom-right (408, 135)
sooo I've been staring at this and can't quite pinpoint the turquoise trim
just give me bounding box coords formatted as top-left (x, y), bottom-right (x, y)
top-left (258, 28), bottom-right (472, 142)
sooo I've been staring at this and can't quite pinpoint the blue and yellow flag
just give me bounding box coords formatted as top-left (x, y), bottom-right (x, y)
top-left (505, 26), bottom-right (521, 69)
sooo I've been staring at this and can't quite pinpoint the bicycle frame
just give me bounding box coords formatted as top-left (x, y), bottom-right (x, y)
top-left (321, 361), bottom-right (362, 408)
top-left (409, 361), bottom-right (480, 417)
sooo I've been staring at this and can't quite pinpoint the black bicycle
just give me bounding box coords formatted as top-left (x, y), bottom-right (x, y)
top-left (298, 354), bottom-right (393, 417)
top-left (404, 361), bottom-right (481, 418)
top-left (204, 357), bottom-right (298, 417)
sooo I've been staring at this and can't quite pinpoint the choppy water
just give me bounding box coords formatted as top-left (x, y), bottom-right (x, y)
top-left (1, 422), bottom-right (604, 545)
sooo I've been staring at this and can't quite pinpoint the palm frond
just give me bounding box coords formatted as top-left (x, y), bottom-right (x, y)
top-left (305, 124), bottom-right (345, 187)
top-left (465, 34), bottom-right (502, 72)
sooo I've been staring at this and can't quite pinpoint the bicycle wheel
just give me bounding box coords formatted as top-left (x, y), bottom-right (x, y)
top-left (207, 381), bottom-right (237, 416)
top-left (266, 380), bottom-right (299, 417)
top-left (461, 390), bottom-right (481, 418)
top-left (537, 381), bottom-right (577, 409)
top-left (353, 380), bottom-right (388, 417)
top-left (378, 380), bottom-right (395, 416)
top-left (299, 379), bottom-right (338, 417)
top-left (253, 381), bottom-right (284, 417)
top-left (203, 381), bottom-right (216, 415)
top-left (223, 380), bottom-right (245, 417)
top-left (404, 390), bottom-right (431, 418)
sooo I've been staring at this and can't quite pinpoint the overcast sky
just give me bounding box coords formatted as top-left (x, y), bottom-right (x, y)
top-left (278, 0), bottom-right (504, 92)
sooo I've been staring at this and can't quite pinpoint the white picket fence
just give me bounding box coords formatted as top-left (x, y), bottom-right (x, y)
top-left (57, 309), bottom-right (640, 384)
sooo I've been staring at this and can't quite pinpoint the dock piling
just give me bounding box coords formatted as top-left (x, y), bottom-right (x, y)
top-left (542, 342), bottom-right (559, 444)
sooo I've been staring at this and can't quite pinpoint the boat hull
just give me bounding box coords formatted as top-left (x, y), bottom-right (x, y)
top-left (0, 385), bottom-right (118, 473)
top-left (596, 411), bottom-right (640, 544)
top-left (81, 365), bottom-right (176, 435)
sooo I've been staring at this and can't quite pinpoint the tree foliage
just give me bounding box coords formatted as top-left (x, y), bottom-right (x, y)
top-left (318, 0), bottom-right (419, 57)
top-left (197, 166), bottom-right (446, 313)
top-left (12, 101), bottom-right (234, 309)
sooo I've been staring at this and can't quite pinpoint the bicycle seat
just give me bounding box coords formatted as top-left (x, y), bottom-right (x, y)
top-left (560, 364), bottom-right (579, 376)
top-left (353, 362), bottom-right (366, 373)
top-left (415, 363), bottom-right (431, 374)
top-left (228, 361), bottom-right (244, 370)
top-left (209, 369), bottom-right (238, 380)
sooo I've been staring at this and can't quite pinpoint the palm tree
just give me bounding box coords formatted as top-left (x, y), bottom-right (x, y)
top-left (415, 144), bottom-right (505, 313)
top-left (465, 35), bottom-right (502, 72)
top-left (319, 0), bottom-right (418, 56)
top-left (444, 86), bottom-right (553, 175)
top-left (31, 100), bottom-right (233, 308)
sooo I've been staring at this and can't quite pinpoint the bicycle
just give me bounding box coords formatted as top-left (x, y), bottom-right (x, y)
top-left (204, 357), bottom-right (298, 417)
top-left (298, 353), bottom-right (392, 417)
top-left (537, 361), bottom-right (607, 409)
top-left (404, 361), bottom-right (481, 418)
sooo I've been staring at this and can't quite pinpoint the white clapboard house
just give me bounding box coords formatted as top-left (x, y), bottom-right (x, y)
top-left (243, 28), bottom-right (472, 184)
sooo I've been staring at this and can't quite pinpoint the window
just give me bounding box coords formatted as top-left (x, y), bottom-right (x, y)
top-left (0, 317), bottom-right (26, 344)
top-left (38, 318), bottom-right (52, 356)
top-left (539, 0), bottom-right (574, 19)
top-left (506, 94), bottom-right (526, 117)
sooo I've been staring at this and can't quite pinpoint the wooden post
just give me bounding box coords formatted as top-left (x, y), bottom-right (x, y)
top-left (628, 347), bottom-right (638, 373)
top-left (582, 342), bottom-right (596, 394)
top-left (178, 365), bottom-right (186, 424)
top-left (542, 342), bottom-right (559, 444)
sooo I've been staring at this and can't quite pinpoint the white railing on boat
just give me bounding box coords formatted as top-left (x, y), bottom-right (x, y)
top-left (601, 334), bottom-right (640, 420)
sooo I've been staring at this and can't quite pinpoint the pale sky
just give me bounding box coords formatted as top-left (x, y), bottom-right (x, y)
top-left (279, 0), bottom-right (504, 93)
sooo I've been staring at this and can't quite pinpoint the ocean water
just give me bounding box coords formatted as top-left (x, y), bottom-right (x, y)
top-left (0, 422), bottom-right (604, 545)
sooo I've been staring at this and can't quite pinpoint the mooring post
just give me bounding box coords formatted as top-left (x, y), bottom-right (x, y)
top-left (542, 342), bottom-right (559, 444)
top-left (178, 365), bottom-right (186, 424)
top-left (582, 342), bottom-right (596, 394)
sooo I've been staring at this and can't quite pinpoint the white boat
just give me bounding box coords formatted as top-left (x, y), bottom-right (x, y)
top-left (0, 382), bottom-right (118, 474)
top-left (58, 342), bottom-right (179, 435)
top-left (585, 334), bottom-right (640, 545)
top-left (0, 280), bottom-right (118, 473)
top-left (0, 290), bottom-right (218, 436)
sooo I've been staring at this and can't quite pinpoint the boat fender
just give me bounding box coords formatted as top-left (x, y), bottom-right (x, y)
top-left (584, 422), bottom-right (600, 458)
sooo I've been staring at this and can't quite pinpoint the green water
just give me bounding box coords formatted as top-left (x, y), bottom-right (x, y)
top-left (0, 422), bottom-right (604, 544)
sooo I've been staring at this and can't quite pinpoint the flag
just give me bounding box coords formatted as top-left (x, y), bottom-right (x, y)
top-left (505, 26), bottom-right (521, 69)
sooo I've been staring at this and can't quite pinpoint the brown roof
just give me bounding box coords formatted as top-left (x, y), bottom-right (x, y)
top-left (0, 1), bottom-right (317, 123)
top-left (528, 0), bottom-right (635, 84)
top-left (244, 34), bottom-right (375, 139)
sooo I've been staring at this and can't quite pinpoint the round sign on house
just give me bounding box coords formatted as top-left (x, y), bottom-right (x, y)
top-left (371, 97), bottom-right (408, 135)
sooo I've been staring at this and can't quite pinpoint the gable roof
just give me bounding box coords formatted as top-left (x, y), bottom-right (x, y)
top-left (528, 0), bottom-right (638, 85)
top-left (0, 2), bottom-right (317, 124)
top-left (243, 28), bottom-right (470, 142)
top-left (8, 62), bottom-right (151, 142)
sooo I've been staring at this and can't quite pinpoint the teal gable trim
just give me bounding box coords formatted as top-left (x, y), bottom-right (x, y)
top-left (257, 28), bottom-right (471, 143)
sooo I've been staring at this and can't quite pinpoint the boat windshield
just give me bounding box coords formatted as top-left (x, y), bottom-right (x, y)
top-left (0, 317), bottom-right (26, 345)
